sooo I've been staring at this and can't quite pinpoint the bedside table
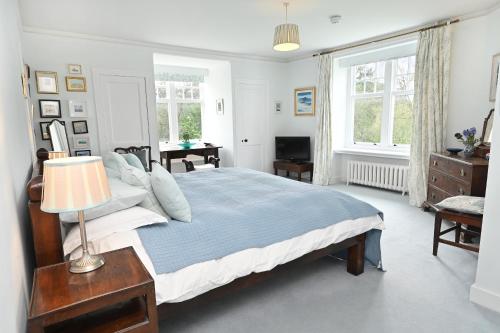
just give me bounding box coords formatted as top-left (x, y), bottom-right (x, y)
top-left (28, 247), bottom-right (159, 333)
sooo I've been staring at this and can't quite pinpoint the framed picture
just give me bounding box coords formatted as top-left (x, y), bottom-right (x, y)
top-left (39, 122), bottom-right (51, 140)
top-left (216, 98), bottom-right (224, 115)
top-left (39, 121), bottom-right (65, 140)
top-left (39, 99), bottom-right (61, 118)
top-left (274, 101), bottom-right (282, 114)
top-left (294, 87), bottom-right (316, 116)
top-left (35, 71), bottom-right (58, 94)
top-left (69, 100), bottom-right (88, 117)
top-left (75, 150), bottom-right (91, 156)
top-left (72, 120), bottom-right (88, 134)
top-left (490, 53), bottom-right (500, 102)
top-left (66, 76), bottom-right (87, 92)
top-left (68, 64), bottom-right (82, 75)
top-left (73, 135), bottom-right (90, 149)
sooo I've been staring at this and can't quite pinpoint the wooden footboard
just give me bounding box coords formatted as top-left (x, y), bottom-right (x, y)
top-left (157, 232), bottom-right (366, 319)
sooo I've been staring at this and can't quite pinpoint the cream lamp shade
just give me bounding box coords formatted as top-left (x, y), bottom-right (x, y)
top-left (41, 156), bottom-right (111, 213)
top-left (48, 151), bottom-right (68, 159)
top-left (273, 2), bottom-right (300, 52)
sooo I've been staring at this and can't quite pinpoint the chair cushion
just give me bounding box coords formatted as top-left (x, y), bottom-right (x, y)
top-left (436, 196), bottom-right (485, 215)
top-left (151, 163), bottom-right (192, 222)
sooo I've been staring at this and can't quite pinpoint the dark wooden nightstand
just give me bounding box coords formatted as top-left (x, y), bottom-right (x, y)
top-left (28, 247), bottom-right (159, 333)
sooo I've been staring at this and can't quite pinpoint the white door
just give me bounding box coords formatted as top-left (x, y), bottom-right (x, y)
top-left (94, 71), bottom-right (151, 153)
top-left (235, 80), bottom-right (268, 171)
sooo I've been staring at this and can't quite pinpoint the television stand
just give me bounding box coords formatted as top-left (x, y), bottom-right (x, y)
top-left (274, 160), bottom-right (314, 182)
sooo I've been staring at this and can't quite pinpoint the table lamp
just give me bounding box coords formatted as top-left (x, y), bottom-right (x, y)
top-left (41, 156), bottom-right (111, 273)
top-left (48, 151), bottom-right (68, 159)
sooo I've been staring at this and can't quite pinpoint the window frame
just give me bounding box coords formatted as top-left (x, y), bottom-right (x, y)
top-left (155, 80), bottom-right (205, 143)
top-left (345, 56), bottom-right (415, 153)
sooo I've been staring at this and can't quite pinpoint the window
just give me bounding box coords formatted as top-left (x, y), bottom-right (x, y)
top-left (347, 55), bottom-right (415, 150)
top-left (155, 80), bottom-right (204, 142)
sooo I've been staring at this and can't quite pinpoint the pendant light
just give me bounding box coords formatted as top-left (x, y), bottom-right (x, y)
top-left (273, 2), bottom-right (300, 52)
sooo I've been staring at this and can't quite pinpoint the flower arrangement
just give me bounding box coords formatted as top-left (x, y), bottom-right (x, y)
top-left (454, 127), bottom-right (480, 157)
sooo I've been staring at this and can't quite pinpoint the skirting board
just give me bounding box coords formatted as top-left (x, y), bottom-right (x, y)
top-left (470, 283), bottom-right (500, 313)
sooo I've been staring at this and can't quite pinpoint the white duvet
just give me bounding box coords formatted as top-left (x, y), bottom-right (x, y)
top-left (67, 214), bottom-right (384, 305)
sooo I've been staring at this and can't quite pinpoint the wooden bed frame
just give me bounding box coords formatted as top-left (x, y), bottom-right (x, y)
top-left (27, 153), bottom-right (367, 321)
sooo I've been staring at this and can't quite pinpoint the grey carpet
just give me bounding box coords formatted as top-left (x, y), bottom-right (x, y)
top-left (159, 184), bottom-right (500, 333)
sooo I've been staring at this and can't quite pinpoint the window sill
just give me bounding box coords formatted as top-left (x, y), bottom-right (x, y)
top-left (334, 148), bottom-right (410, 160)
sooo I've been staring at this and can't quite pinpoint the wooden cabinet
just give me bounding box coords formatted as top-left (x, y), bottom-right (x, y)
top-left (426, 153), bottom-right (489, 207)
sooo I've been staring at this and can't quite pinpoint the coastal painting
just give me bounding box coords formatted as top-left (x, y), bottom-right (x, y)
top-left (294, 87), bottom-right (316, 116)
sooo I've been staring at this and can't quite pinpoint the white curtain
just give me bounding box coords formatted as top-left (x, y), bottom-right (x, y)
top-left (312, 54), bottom-right (333, 185)
top-left (408, 26), bottom-right (451, 206)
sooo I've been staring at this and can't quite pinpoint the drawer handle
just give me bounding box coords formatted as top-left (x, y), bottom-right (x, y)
top-left (433, 160), bottom-right (438, 166)
top-left (460, 169), bottom-right (465, 177)
top-left (459, 188), bottom-right (465, 195)
top-left (431, 176), bottom-right (437, 182)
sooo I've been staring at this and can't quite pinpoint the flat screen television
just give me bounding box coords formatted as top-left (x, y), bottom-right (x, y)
top-left (275, 136), bottom-right (310, 162)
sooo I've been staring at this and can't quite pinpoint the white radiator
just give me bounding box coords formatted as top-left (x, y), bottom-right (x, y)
top-left (346, 161), bottom-right (409, 195)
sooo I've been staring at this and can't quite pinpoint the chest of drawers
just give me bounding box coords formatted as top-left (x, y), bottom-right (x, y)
top-left (426, 153), bottom-right (489, 206)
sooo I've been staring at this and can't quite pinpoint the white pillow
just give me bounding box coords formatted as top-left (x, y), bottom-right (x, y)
top-left (436, 196), bottom-right (484, 215)
top-left (63, 206), bottom-right (168, 255)
top-left (151, 163), bottom-right (192, 222)
top-left (103, 152), bottom-right (129, 175)
top-left (59, 178), bottom-right (148, 223)
top-left (120, 163), bottom-right (168, 217)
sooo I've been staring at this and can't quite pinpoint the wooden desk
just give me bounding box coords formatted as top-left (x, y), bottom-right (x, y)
top-left (159, 143), bottom-right (222, 172)
top-left (274, 160), bottom-right (314, 182)
top-left (28, 247), bottom-right (158, 333)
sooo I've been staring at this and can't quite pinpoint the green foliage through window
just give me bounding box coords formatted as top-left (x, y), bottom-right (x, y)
top-left (354, 98), bottom-right (383, 143)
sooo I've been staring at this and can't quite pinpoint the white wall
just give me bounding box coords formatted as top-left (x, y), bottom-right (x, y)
top-left (470, 6), bottom-right (500, 313)
top-left (22, 31), bottom-right (289, 172)
top-left (279, 9), bottom-right (500, 183)
top-left (0, 0), bottom-right (36, 332)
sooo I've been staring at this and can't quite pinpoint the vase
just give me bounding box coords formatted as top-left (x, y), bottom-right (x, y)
top-left (463, 144), bottom-right (476, 158)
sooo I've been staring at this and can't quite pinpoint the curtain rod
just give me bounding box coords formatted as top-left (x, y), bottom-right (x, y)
top-left (313, 18), bottom-right (459, 57)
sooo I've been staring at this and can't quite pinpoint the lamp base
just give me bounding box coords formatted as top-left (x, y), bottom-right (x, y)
top-left (70, 251), bottom-right (105, 274)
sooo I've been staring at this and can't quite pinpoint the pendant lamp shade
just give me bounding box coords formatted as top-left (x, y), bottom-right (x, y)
top-left (273, 2), bottom-right (300, 52)
top-left (273, 23), bottom-right (300, 51)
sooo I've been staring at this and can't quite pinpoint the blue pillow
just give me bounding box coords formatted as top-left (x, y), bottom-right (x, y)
top-left (150, 163), bottom-right (191, 222)
top-left (124, 153), bottom-right (146, 171)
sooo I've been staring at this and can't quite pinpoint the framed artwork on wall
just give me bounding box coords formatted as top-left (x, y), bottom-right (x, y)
top-left (66, 76), bottom-right (87, 92)
top-left (39, 121), bottom-right (65, 140)
top-left (490, 53), bottom-right (500, 102)
top-left (72, 120), bottom-right (88, 134)
top-left (35, 71), bottom-right (59, 94)
top-left (73, 135), bottom-right (90, 149)
top-left (68, 64), bottom-right (82, 75)
top-left (294, 87), bottom-right (316, 116)
top-left (68, 100), bottom-right (88, 117)
top-left (75, 150), bottom-right (91, 156)
top-left (39, 99), bottom-right (61, 118)
top-left (216, 98), bottom-right (224, 115)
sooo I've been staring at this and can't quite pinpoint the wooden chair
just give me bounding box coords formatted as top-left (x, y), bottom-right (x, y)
top-left (433, 209), bottom-right (482, 255)
top-left (114, 146), bottom-right (154, 171)
top-left (182, 157), bottom-right (220, 172)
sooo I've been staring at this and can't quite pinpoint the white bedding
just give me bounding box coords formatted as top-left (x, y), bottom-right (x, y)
top-left (68, 215), bottom-right (384, 305)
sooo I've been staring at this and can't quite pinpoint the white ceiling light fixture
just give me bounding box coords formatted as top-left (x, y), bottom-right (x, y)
top-left (273, 2), bottom-right (300, 52)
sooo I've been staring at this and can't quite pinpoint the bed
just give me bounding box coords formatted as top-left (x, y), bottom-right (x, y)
top-left (27, 157), bottom-right (384, 320)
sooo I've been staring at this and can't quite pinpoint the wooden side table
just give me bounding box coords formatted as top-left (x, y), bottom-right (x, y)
top-left (28, 247), bottom-right (158, 333)
top-left (273, 160), bottom-right (314, 182)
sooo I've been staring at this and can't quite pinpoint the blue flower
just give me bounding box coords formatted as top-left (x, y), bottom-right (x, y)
top-left (470, 127), bottom-right (477, 135)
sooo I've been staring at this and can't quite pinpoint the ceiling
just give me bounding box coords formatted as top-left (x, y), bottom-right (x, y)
top-left (19, 0), bottom-right (500, 60)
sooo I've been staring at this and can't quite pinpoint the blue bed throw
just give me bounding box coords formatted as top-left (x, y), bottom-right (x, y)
top-left (137, 168), bottom-right (383, 274)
